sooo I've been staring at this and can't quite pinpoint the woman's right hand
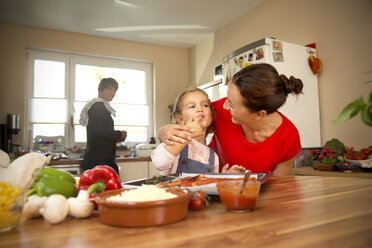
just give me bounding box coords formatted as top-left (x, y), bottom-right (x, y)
top-left (222, 164), bottom-right (246, 173)
top-left (158, 124), bottom-right (194, 146)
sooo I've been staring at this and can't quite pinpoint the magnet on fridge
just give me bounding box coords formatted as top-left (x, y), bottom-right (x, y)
top-left (239, 56), bottom-right (244, 68)
top-left (272, 40), bottom-right (282, 51)
top-left (248, 53), bottom-right (253, 61)
top-left (308, 56), bottom-right (322, 74)
top-left (255, 47), bottom-right (264, 60)
top-left (273, 52), bottom-right (284, 62)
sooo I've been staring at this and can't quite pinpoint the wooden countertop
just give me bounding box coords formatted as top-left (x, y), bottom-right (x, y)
top-left (48, 156), bottom-right (151, 165)
top-left (2, 176), bottom-right (372, 248)
top-left (293, 166), bottom-right (372, 179)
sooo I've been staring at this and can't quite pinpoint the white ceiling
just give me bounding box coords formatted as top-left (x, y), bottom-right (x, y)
top-left (0, 0), bottom-right (264, 48)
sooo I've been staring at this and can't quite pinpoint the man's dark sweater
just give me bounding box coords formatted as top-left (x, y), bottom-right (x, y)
top-left (84, 102), bottom-right (121, 160)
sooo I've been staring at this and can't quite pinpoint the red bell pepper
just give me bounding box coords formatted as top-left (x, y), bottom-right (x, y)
top-left (78, 165), bottom-right (121, 208)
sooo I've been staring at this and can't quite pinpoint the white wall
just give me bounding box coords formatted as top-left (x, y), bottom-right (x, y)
top-left (0, 22), bottom-right (190, 146)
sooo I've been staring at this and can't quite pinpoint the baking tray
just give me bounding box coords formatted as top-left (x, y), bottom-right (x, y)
top-left (122, 173), bottom-right (271, 202)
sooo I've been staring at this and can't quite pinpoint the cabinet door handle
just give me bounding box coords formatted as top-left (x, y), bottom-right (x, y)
top-left (71, 115), bottom-right (74, 129)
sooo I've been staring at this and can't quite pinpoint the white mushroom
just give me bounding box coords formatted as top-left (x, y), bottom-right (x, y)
top-left (23, 195), bottom-right (48, 218)
top-left (68, 190), bottom-right (94, 218)
top-left (39, 194), bottom-right (69, 224)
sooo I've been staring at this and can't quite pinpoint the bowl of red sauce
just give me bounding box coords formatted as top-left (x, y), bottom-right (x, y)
top-left (217, 180), bottom-right (261, 212)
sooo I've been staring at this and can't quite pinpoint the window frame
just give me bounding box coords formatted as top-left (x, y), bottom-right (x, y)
top-left (26, 49), bottom-right (154, 149)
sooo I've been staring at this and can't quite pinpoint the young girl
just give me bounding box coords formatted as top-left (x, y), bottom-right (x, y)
top-left (151, 87), bottom-right (245, 175)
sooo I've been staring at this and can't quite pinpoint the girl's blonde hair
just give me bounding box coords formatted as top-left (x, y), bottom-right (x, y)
top-left (171, 87), bottom-right (215, 134)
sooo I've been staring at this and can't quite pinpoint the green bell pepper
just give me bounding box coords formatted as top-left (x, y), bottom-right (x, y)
top-left (34, 167), bottom-right (76, 184)
top-left (27, 167), bottom-right (78, 198)
top-left (33, 177), bottom-right (77, 198)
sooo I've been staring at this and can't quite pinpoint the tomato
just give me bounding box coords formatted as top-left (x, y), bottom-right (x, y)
top-left (188, 191), bottom-right (209, 211)
top-left (361, 149), bottom-right (371, 156)
top-left (344, 147), bottom-right (372, 160)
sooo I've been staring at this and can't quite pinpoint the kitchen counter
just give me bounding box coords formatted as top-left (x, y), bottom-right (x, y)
top-left (48, 156), bottom-right (151, 165)
top-left (292, 166), bottom-right (372, 179)
top-left (47, 156), bottom-right (155, 181)
top-left (2, 176), bottom-right (372, 248)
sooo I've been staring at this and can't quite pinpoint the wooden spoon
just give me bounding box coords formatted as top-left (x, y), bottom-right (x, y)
top-left (240, 170), bottom-right (252, 194)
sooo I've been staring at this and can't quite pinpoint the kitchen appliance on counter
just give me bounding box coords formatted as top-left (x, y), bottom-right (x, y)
top-left (47, 164), bottom-right (83, 177)
top-left (135, 144), bottom-right (157, 157)
top-left (1, 114), bottom-right (21, 154)
top-left (116, 146), bottom-right (134, 157)
top-left (0, 124), bottom-right (6, 152)
top-left (33, 135), bottom-right (65, 153)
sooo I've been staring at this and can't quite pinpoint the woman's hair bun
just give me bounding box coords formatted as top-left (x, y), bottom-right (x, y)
top-left (280, 74), bottom-right (303, 95)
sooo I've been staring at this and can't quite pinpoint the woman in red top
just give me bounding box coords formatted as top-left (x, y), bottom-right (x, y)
top-left (159, 63), bottom-right (303, 177)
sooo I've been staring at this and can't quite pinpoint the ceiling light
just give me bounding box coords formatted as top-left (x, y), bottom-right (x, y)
top-left (114, 0), bottom-right (151, 8)
top-left (95, 25), bottom-right (209, 32)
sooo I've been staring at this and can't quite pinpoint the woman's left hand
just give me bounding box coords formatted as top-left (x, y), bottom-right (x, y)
top-left (272, 157), bottom-right (295, 177)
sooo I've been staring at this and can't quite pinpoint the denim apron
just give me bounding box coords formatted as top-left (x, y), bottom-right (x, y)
top-left (176, 144), bottom-right (215, 174)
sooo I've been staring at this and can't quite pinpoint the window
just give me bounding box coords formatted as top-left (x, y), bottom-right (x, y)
top-left (26, 49), bottom-right (153, 148)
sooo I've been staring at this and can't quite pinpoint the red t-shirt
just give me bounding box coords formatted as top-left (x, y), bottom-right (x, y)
top-left (209, 98), bottom-right (301, 173)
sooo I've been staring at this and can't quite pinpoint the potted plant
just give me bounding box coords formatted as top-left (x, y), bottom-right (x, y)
top-left (333, 71), bottom-right (372, 126)
top-left (309, 149), bottom-right (321, 161)
top-left (332, 72), bottom-right (371, 171)
top-left (312, 146), bottom-right (339, 171)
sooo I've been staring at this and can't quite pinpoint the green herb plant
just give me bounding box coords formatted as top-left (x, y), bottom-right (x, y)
top-left (333, 72), bottom-right (372, 126)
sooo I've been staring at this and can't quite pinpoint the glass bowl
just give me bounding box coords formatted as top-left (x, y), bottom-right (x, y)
top-left (217, 180), bottom-right (261, 212)
top-left (344, 157), bottom-right (372, 166)
top-left (336, 163), bottom-right (360, 172)
top-left (0, 182), bottom-right (23, 232)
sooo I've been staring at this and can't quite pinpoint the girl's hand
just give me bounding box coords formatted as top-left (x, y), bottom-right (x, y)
top-left (158, 124), bottom-right (194, 146)
top-left (222, 164), bottom-right (246, 173)
top-left (185, 117), bottom-right (204, 139)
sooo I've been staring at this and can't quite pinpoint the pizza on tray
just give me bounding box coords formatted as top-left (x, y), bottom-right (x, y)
top-left (160, 175), bottom-right (256, 188)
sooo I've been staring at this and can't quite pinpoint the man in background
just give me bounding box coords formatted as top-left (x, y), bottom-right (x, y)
top-left (80, 78), bottom-right (127, 175)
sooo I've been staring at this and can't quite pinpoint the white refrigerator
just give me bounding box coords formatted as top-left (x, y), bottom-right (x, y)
top-left (202, 38), bottom-right (321, 148)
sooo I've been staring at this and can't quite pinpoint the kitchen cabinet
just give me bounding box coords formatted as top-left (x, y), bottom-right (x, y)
top-left (49, 157), bottom-right (155, 182)
top-left (148, 161), bottom-right (160, 177)
top-left (117, 161), bottom-right (148, 182)
top-left (117, 161), bottom-right (161, 182)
